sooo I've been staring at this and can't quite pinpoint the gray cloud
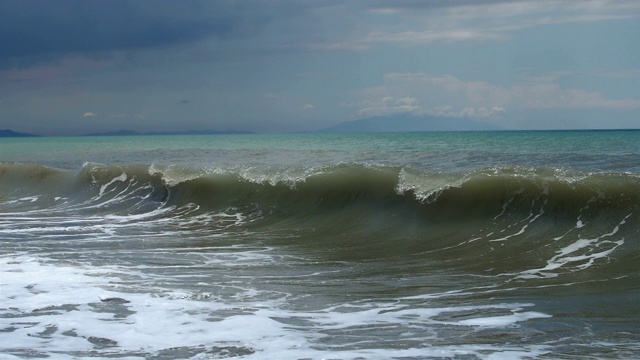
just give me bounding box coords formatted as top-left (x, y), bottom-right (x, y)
top-left (0, 0), bottom-right (268, 68)
top-left (0, 0), bottom-right (353, 70)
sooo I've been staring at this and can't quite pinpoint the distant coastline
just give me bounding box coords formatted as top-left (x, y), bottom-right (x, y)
top-left (0, 129), bottom-right (40, 137)
top-left (0, 129), bottom-right (253, 137)
top-left (82, 129), bottom-right (253, 137)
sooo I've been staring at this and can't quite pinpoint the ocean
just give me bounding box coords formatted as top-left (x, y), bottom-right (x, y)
top-left (0, 130), bottom-right (638, 359)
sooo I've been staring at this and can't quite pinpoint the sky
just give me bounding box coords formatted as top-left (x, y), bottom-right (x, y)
top-left (0, 0), bottom-right (639, 135)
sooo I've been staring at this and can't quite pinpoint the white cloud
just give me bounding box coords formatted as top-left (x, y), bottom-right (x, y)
top-left (460, 107), bottom-right (506, 118)
top-left (110, 113), bottom-right (147, 120)
top-left (303, 104), bottom-right (315, 111)
top-left (384, 73), bottom-right (511, 108)
top-left (353, 94), bottom-right (505, 119)
top-left (512, 82), bottom-right (640, 110)
top-left (355, 96), bottom-right (422, 117)
top-left (307, 41), bottom-right (370, 52)
top-left (594, 69), bottom-right (640, 79)
top-left (364, 29), bottom-right (505, 45)
top-left (448, 0), bottom-right (640, 20)
top-left (351, 72), bottom-right (640, 118)
top-left (82, 112), bottom-right (96, 118)
top-left (358, 0), bottom-right (640, 48)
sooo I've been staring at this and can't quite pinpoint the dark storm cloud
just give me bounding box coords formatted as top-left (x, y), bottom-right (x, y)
top-left (0, 0), bottom-right (267, 69)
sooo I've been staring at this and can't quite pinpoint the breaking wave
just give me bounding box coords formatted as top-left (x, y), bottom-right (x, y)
top-left (1, 162), bottom-right (638, 276)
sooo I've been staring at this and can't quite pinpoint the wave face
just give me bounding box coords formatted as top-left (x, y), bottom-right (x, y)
top-left (1, 140), bottom-right (639, 358)
top-left (2, 162), bottom-right (638, 279)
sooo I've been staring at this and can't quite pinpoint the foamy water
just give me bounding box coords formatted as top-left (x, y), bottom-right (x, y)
top-left (1, 131), bottom-right (639, 359)
top-left (1, 256), bottom-right (558, 359)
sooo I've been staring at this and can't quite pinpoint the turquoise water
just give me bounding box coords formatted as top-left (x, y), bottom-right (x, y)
top-left (1, 130), bottom-right (639, 173)
top-left (1, 130), bottom-right (639, 359)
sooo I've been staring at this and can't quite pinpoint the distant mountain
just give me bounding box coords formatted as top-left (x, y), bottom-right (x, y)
top-left (0, 129), bottom-right (40, 137)
top-left (147, 129), bottom-right (254, 136)
top-left (84, 129), bottom-right (253, 136)
top-left (318, 115), bottom-right (499, 133)
top-left (84, 129), bottom-right (141, 137)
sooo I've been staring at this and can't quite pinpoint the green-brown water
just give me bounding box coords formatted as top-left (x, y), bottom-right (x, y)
top-left (1, 131), bottom-right (639, 359)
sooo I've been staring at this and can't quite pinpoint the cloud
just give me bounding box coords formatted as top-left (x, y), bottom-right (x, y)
top-left (0, 1), bottom-right (365, 70)
top-left (359, 0), bottom-right (640, 48)
top-left (460, 106), bottom-right (506, 118)
top-left (110, 113), bottom-right (147, 120)
top-left (594, 69), bottom-right (640, 79)
top-left (364, 29), bottom-right (505, 45)
top-left (368, 0), bottom-right (521, 11)
top-left (384, 73), bottom-right (511, 108)
top-left (351, 72), bottom-right (640, 118)
top-left (303, 104), bottom-right (315, 111)
top-left (354, 96), bottom-right (421, 117)
top-left (0, 0), bottom-right (264, 69)
top-left (512, 82), bottom-right (640, 110)
top-left (82, 112), bottom-right (96, 118)
top-left (369, 0), bottom-right (640, 15)
top-left (354, 96), bottom-right (505, 119)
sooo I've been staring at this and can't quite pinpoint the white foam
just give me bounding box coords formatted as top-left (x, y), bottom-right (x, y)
top-left (454, 311), bottom-right (551, 326)
top-left (1, 257), bottom-right (266, 356)
top-left (149, 163), bottom-right (206, 186)
top-left (490, 200), bottom-right (546, 242)
top-left (97, 171), bottom-right (128, 198)
top-left (0, 256), bottom-right (552, 359)
top-left (516, 213), bottom-right (631, 279)
top-left (493, 187), bottom-right (525, 220)
top-left (4, 196), bottom-right (40, 204)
